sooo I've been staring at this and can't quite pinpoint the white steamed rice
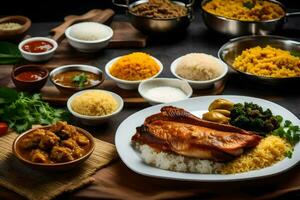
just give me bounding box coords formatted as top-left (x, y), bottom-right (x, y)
top-left (134, 143), bottom-right (223, 174)
top-left (176, 53), bottom-right (223, 81)
top-left (70, 22), bottom-right (108, 41)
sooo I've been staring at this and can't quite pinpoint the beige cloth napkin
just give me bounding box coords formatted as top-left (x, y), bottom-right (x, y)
top-left (0, 132), bottom-right (117, 200)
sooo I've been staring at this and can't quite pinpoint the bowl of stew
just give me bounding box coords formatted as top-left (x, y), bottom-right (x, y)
top-left (11, 65), bottom-right (49, 92)
top-left (18, 37), bottom-right (58, 62)
top-left (12, 121), bottom-right (95, 171)
top-left (50, 64), bottom-right (105, 94)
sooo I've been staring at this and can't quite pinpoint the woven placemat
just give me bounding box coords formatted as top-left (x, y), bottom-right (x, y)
top-left (0, 132), bottom-right (117, 200)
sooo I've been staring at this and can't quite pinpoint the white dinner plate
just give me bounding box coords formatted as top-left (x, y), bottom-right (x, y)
top-left (115, 95), bottom-right (300, 181)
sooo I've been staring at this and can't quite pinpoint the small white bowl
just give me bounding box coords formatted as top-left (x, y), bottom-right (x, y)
top-left (170, 56), bottom-right (228, 89)
top-left (18, 37), bottom-right (58, 62)
top-left (138, 78), bottom-right (193, 105)
top-left (67, 89), bottom-right (124, 125)
top-left (65, 22), bottom-right (113, 53)
top-left (105, 56), bottom-right (163, 90)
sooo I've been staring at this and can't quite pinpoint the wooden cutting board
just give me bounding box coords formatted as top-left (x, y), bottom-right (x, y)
top-left (109, 22), bottom-right (147, 48)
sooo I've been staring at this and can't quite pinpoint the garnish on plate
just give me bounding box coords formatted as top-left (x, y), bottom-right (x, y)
top-left (272, 117), bottom-right (300, 145)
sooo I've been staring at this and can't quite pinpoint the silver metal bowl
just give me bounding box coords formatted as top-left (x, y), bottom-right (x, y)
top-left (113, 0), bottom-right (194, 34)
top-left (218, 35), bottom-right (300, 86)
top-left (201, 0), bottom-right (300, 36)
top-left (50, 64), bottom-right (105, 94)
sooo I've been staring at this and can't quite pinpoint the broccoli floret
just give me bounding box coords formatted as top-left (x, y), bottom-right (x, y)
top-left (229, 102), bottom-right (280, 135)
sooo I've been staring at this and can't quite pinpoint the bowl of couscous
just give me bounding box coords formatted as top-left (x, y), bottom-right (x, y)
top-left (105, 52), bottom-right (163, 90)
top-left (218, 35), bottom-right (300, 86)
top-left (67, 89), bottom-right (124, 125)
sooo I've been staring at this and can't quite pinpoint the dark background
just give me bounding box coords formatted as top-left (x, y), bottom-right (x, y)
top-left (2, 0), bottom-right (300, 22)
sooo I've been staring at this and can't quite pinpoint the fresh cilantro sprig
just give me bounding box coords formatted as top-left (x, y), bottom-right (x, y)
top-left (272, 118), bottom-right (300, 145)
top-left (272, 116), bottom-right (300, 158)
top-left (72, 73), bottom-right (88, 88)
top-left (0, 87), bottom-right (69, 133)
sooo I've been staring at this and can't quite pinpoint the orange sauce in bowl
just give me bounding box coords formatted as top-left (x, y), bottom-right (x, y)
top-left (22, 40), bottom-right (53, 53)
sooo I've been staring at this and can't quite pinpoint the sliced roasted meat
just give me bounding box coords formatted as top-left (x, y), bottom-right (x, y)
top-left (132, 106), bottom-right (262, 162)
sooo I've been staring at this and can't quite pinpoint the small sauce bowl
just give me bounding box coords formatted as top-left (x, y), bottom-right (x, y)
top-left (11, 65), bottom-right (49, 92)
top-left (18, 37), bottom-right (58, 62)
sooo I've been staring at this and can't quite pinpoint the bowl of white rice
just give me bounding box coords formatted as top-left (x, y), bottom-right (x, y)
top-left (65, 22), bottom-right (113, 53)
top-left (171, 53), bottom-right (228, 89)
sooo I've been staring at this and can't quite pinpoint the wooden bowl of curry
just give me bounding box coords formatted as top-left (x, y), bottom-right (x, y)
top-left (12, 121), bottom-right (95, 171)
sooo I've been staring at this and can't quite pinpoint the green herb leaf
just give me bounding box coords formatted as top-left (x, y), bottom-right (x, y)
top-left (0, 87), bottom-right (18, 104)
top-left (290, 50), bottom-right (300, 57)
top-left (285, 150), bottom-right (293, 159)
top-left (243, 1), bottom-right (255, 9)
top-left (0, 42), bottom-right (22, 64)
top-left (272, 120), bottom-right (300, 145)
top-left (0, 87), bottom-right (70, 133)
top-left (72, 73), bottom-right (88, 88)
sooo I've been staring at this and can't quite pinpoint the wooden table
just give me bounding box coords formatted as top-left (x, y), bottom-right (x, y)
top-left (1, 13), bottom-right (300, 200)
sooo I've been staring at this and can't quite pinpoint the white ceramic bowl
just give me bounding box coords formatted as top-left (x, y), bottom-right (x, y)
top-left (170, 56), bottom-right (228, 89)
top-left (67, 89), bottom-right (124, 125)
top-left (138, 78), bottom-right (193, 105)
top-left (18, 37), bottom-right (58, 62)
top-left (65, 22), bottom-right (113, 53)
top-left (105, 56), bottom-right (163, 90)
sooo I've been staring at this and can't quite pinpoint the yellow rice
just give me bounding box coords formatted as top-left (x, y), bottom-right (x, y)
top-left (71, 91), bottom-right (118, 116)
top-left (220, 135), bottom-right (292, 174)
top-left (233, 45), bottom-right (300, 78)
top-left (110, 52), bottom-right (160, 81)
top-left (202, 0), bottom-right (284, 22)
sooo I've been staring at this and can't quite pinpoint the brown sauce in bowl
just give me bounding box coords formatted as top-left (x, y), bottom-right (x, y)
top-left (52, 70), bottom-right (100, 88)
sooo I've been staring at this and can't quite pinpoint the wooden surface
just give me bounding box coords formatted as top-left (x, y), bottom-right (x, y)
top-left (108, 21), bottom-right (147, 48)
top-left (1, 66), bottom-right (226, 105)
top-left (41, 79), bottom-right (226, 105)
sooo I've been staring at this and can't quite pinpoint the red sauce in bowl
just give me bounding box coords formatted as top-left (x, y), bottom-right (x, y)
top-left (16, 71), bottom-right (46, 81)
top-left (22, 40), bottom-right (53, 53)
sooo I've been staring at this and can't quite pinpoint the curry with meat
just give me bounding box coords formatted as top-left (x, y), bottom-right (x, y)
top-left (17, 121), bottom-right (91, 164)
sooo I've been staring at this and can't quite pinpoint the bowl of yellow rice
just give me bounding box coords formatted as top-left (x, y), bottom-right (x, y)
top-left (218, 35), bottom-right (300, 85)
top-left (67, 89), bottom-right (124, 125)
top-left (105, 52), bottom-right (163, 90)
